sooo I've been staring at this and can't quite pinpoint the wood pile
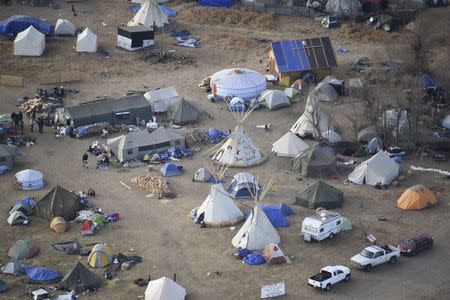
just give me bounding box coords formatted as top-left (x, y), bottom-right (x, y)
top-left (136, 173), bottom-right (176, 199)
top-left (19, 98), bottom-right (51, 114)
top-left (188, 128), bottom-right (212, 144)
top-left (139, 49), bottom-right (196, 65)
top-left (198, 77), bottom-right (211, 92)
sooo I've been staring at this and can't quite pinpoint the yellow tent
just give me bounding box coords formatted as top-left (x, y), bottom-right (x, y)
top-left (50, 217), bottom-right (68, 233)
top-left (397, 185), bottom-right (437, 210)
top-left (87, 244), bottom-right (114, 268)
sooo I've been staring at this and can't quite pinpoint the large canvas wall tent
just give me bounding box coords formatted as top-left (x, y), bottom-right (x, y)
top-left (348, 150), bottom-right (399, 185)
top-left (14, 26), bottom-right (45, 56)
top-left (76, 28), bottom-right (98, 53)
top-left (210, 68), bottom-right (266, 100)
top-left (128, 0), bottom-right (169, 29)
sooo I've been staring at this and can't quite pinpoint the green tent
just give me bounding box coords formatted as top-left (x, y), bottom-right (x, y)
top-left (292, 144), bottom-right (337, 178)
top-left (89, 213), bottom-right (105, 227)
top-left (60, 261), bottom-right (100, 292)
top-left (170, 98), bottom-right (201, 125)
top-left (34, 186), bottom-right (80, 221)
top-left (295, 180), bottom-right (343, 209)
top-left (0, 113), bottom-right (12, 123)
top-left (341, 216), bottom-right (352, 231)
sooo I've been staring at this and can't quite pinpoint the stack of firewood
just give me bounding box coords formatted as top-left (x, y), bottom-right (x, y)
top-left (136, 173), bottom-right (176, 199)
top-left (19, 98), bottom-right (50, 114)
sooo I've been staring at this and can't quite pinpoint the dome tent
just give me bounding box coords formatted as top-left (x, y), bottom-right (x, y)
top-left (8, 240), bottom-right (39, 260)
top-left (7, 211), bottom-right (28, 226)
top-left (193, 167), bottom-right (212, 182)
top-left (228, 97), bottom-right (246, 112)
top-left (313, 82), bottom-right (338, 102)
top-left (76, 28), bottom-right (98, 53)
top-left (397, 185), bottom-right (437, 210)
top-left (227, 172), bottom-right (260, 199)
top-left (15, 169), bottom-right (44, 190)
top-left (210, 68), bottom-right (266, 100)
top-left (322, 130), bottom-right (342, 143)
top-left (87, 244), bottom-right (114, 268)
top-left (259, 90), bottom-right (291, 110)
top-left (145, 276), bottom-right (186, 300)
top-left (50, 217), bottom-right (69, 233)
top-left (55, 19), bottom-right (76, 36)
top-left (14, 26), bottom-right (45, 56)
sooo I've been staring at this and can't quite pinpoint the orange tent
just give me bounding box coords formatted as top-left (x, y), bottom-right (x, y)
top-left (397, 185), bottom-right (437, 210)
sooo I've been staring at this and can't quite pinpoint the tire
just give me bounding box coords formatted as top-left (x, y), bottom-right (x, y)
top-left (329, 233), bottom-right (334, 240)
top-left (345, 274), bottom-right (351, 282)
top-left (389, 256), bottom-right (397, 264)
top-left (364, 264), bottom-right (372, 271)
top-left (325, 284), bottom-right (331, 291)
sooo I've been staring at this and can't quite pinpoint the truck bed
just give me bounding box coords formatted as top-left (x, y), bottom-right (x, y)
top-left (309, 273), bottom-right (331, 282)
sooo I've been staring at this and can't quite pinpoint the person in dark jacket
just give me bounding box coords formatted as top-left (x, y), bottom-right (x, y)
top-left (82, 153), bottom-right (89, 168)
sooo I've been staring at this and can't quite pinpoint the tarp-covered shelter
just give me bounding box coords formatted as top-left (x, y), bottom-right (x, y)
top-left (145, 276), bottom-right (186, 300)
top-left (295, 180), bottom-right (343, 209)
top-left (60, 261), bottom-right (100, 292)
top-left (397, 185), bottom-right (438, 210)
top-left (25, 265), bottom-right (59, 282)
top-left (265, 38), bottom-right (338, 86)
top-left (210, 68), bottom-right (266, 100)
top-left (0, 15), bottom-right (53, 35)
top-left (314, 81), bottom-right (338, 102)
top-left (348, 151), bottom-right (399, 185)
top-left (107, 127), bottom-right (185, 163)
top-left (326, 0), bottom-right (362, 18)
top-left (34, 186), bottom-right (80, 221)
top-left (227, 172), bottom-right (260, 198)
top-left (87, 244), bottom-right (114, 268)
top-left (259, 90), bottom-right (291, 110)
top-left (129, 0), bottom-right (169, 28)
top-left (160, 163), bottom-right (182, 177)
top-left (15, 169), bottom-right (44, 190)
top-left (76, 28), bottom-right (98, 53)
top-left (10, 197), bottom-right (36, 215)
top-left (292, 144), bottom-right (337, 178)
top-left (196, 184), bottom-right (244, 227)
top-left (170, 98), bottom-right (201, 125)
top-left (144, 87), bottom-right (180, 113)
top-left (272, 132), bottom-right (309, 157)
top-left (232, 204), bottom-right (280, 250)
top-left (262, 243), bottom-right (287, 265)
top-left (8, 240), bottom-right (39, 260)
top-left (1, 259), bottom-right (22, 275)
top-left (199, 0), bottom-right (235, 7)
top-left (55, 19), bottom-right (76, 36)
top-left (14, 26), bottom-right (45, 56)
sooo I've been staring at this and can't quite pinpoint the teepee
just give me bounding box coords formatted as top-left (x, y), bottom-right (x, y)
top-left (210, 106), bottom-right (263, 167)
top-left (129, 0), bottom-right (169, 29)
top-left (232, 178), bottom-right (280, 250)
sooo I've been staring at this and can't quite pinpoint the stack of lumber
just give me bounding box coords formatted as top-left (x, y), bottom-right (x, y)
top-left (136, 173), bottom-right (176, 199)
top-left (19, 98), bottom-right (51, 114)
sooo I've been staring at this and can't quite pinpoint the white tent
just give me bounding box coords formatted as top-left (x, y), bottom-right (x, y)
top-left (129, 0), bottom-right (169, 29)
top-left (15, 169), bottom-right (44, 190)
top-left (14, 26), bottom-right (45, 56)
top-left (210, 68), bottom-right (266, 100)
top-left (211, 124), bottom-right (263, 167)
top-left (144, 87), bottom-right (180, 113)
top-left (272, 132), bottom-right (309, 157)
top-left (384, 109), bottom-right (408, 128)
top-left (314, 82), bottom-right (338, 102)
top-left (259, 90), bottom-right (291, 110)
top-left (76, 28), bottom-right (98, 53)
top-left (348, 151), bottom-right (399, 185)
top-left (55, 19), bottom-right (76, 36)
top-left (145, 276), bottom-right (186, 300)
top-left (322, 130), bottom-right (342, 143)
top-left (196, 184), bottom-right (244, 227)
top-left (227, 172), bottom-right (260, 198)
top-left (232, 204), bottom-right (280, 250)
top-left (443, 114), bottom-right (450, 129)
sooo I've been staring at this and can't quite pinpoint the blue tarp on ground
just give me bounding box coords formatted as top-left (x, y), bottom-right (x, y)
top-left (25, 265), bottom-right (59, 282)
top-left (0, 15), bottom-right (53, 35)
top-left (243, 253), bottom-right (266, 265)
top-left (208, 128), bottom-right (229, 143)
top-left (246, 206), bottom-right (290, 227)
top-left (421, 74), bottom-right (437, 89)
top-left (160, 5), bottom-right (177, 17)
top-left (15, 197), bottom-right (36, 208)
top-left (199, 0), bottom-right (235, 7)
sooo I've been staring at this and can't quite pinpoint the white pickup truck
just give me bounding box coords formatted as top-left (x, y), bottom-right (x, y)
top-left (351, 244), bottom-right (400, 271)
top-left (308, 265), bottom-right (351, 291)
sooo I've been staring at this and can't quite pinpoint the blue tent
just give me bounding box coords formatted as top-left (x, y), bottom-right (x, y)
top-left (0, 15), bottom-right (53, 35)
top-left (15, 197), bottom-right (36, 208)
top-left (199, 0), bottom-right (235, 7)
top-left (160, 5), bottom-right (177, 17)
top-left (262, 203), bottom-right (295, 216)
top-left (160, 163), bottom-right (182, 177)
top-left (25, 265), bottom-right (59, 282)
top-left (246, 206), bottom-right (289, 227)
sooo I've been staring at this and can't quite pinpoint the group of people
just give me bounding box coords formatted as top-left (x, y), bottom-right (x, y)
top-left (11, 111), bottom-right (45, 135)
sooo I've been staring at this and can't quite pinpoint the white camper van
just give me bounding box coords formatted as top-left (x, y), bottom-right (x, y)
top-left (301, 210), bottom-right (342, 242)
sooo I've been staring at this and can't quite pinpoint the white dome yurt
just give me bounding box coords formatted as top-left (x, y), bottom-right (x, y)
top-left (210, 68), bottom-right (266, 100)
top-left (76, 28), bottom-right (98, 53)
top-left (15, 169), bottom-right (44, 190)
top-left (55, 19), bottom-right (76, 36)
top-left (14, 26), bottom-right (45, 56)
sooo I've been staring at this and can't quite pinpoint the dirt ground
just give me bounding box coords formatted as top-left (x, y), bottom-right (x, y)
top-left (1, 1), bottom-right (450, 299)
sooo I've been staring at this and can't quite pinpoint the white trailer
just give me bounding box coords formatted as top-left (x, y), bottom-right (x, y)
top-left (301, 210), bottom-right (342, 242)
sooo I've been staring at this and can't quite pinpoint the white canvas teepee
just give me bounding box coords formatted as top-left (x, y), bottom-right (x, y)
top-left (14, 26), bottom-right (45, 56)
top-left (128, 0), bottom-right (169, 29)
top-left (272, 132), bottom-right (309, 157)
top-left (145, 276), bottom-right (186, 300)
top-left (76, 28), bottom-right (98, 53)
top-left (196, 184), bottom-right (244, 227)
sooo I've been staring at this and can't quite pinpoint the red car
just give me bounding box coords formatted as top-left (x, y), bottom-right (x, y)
top-left (398, 234), bottom-right (433, 256)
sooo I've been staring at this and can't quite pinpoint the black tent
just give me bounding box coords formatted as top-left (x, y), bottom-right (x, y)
top-left (60, 261), bottom-right (100, 292)
top-left (295, 180), bottom-right (344, 209)
top-left (34, 185), bottom-right (80, 220)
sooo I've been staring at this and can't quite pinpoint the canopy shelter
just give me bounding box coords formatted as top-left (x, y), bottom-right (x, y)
top-left (295, 180), bottom-right (343, 209)
top-left (144, 86), bottom-right (180, 113)
top-left (259, 90), bottom-right (291, 110)
top-left (348, 151), bottom-right (399, 185)
top-left (145, 276), bottom-right (186, 300)
top-left (292, 144), bottom-right (337, 178)
top-left (227, 172), bottom-right (260, 198)
top-left (210, 68), bottom-right (266, 100)
top-left (14, 25), bottom-right (45, 56)
top-left (60, 261), bottom-right (100, 292)
top-left (8, 240), bottom-right (39, 260)
top-left (232, 204), bottom-right (280, 250)
top-left (55, 19), bottom-right (76, 36)
top-left (169, 98), bottom-right (201, 125)
top-left (196, 184), bottom-right (244, 227)
top-left (34, 185), bottom-right (80, 221)
top-left (397, 185), bottom-right (438, 210)
top-left (76, 28), bottom-right (98, 53)
top-left (272, 132), bottom-right (309, 157)
top-left (87, 244), bottom-right (114, 268)
top-left (15, 169), bottom-right (44, 190)
top-left (128, 0), bottom-right (169, 29)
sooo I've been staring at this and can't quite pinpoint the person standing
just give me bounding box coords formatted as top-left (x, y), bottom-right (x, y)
top-left (82, 152), bottom-right (89, 168)
top-left (37, 118), bottom-right (44, 133)
top-left (11, 112), bottom-right (16, 128)
top-left (30, 118), bottom-right (34, 132)
top-left (19, 120), bottom-right (24, 135)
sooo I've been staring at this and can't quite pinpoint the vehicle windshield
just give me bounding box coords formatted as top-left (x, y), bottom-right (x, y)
top-left (403, 239), bottom-right (416, 246)
top-left (360, 249), bottom-right (374, 258)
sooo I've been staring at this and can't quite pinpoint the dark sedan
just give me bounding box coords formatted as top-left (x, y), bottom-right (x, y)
top-left (398, 234), bottom-right (433, 256)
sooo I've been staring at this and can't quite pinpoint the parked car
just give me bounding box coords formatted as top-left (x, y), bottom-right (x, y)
top-left (351, 244), bottom-right (400, 271)
top-left (308, 265), bottom-right (351, 291)
top-left (398, 234), bottom-right (433, 256)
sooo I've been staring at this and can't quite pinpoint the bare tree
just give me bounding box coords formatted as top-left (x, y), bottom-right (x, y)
top-left (405, 18), bottom-right (430, 73)
top-left (343, 104), bottom-right (359, 142)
